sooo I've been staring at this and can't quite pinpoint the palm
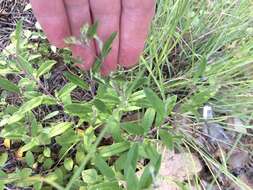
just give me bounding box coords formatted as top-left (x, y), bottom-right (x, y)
top-left (31, 0), bottom-right (155, 75)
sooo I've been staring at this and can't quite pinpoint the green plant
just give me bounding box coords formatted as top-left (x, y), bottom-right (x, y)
top-left (0, 0), bottom-right (253, 189)
top-left (0, 20), bottom-right (178, 189)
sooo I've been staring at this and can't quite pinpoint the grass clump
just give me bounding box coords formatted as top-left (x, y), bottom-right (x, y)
top-left (0, 0), bottom-right (253, 189)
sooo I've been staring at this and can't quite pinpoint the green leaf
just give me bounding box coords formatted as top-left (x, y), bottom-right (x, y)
top-left (89, 181), bottom-right (120, 190)
top-left (194, 57), bottom-right (207, 80)
top-left (83, 127), bottom-right (96, 152)
top-left (94, 154), bottom-right (115, 179)
top-left (115, 152), bottom-right (127, 171)
top-left (43, 147), bottom-right (51, 157)
top-left (101, 32), bottom-right (117, 58)
top-left (64, 72), bottom-right (89, 90)
top-left (159, 129), bottom-right (182, 150)
top-left (64, 158), bottom-right (74, 171)
top-left (82, 169), bottom-right (100, 184)
top-left (57, 83), bottom-right (77, 100)
top-left (159, 129), bottom-right (174, 150)
top-left (14, 21), bottom-right (34, 77)
top-left (93, 99), bottom-right (110, 114)
top-left (21, 138), bottom-right (40, 152)
top-left (20, 96), bottom-right (44, 113)
top-left (181, 87), bottom-right (217, 113)
top-left (0, 96), bottom-right (44, 126)
top-left (43, 158), bottom-right (54, 170)
top-left (125, 143), bottom-right (139, 173)
top-left (42, 111), bottom-right (59, 121)
top-left (0, 77), bottom-right (20, 93)
top-left (124, 143), bottom-right (139, 190)
top-left (126, 166), bottom-right (139, 190)
top-left (36, 60), bottom-right (57, 78)
top-left (120, 122), bottom-right (144, 135)
top-left (64, 103), bottom-right (93, 118)
top-left (165, 95), bottom-right (177, 115)
top-left (142, 108), bottom-right (156, 134)
top-left (126, 69), bottom-right (146, 97)
top-left (87, 21), bottom-right (98, 39)
top-left (0, 152), bottom-right (8, 167)
top-left (99, 142), bottom-right (130, 157)
top-left (25, 151), bottom-right (34, 167)
top-left (48, 122), bottom-right (72, 138)
top-left (144, 88), bottom-right (166, 125)
top-left (106, 117), bottom-right (122, 142)
top-left (138, 155), bottom-right (161, 189)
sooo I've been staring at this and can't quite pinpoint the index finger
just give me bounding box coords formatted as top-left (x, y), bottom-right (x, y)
top-left (30, 0), bottom-right (70, 48)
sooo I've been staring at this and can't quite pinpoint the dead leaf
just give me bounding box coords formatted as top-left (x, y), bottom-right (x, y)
top-left (231, 174), bottom-right (253, 190)
top-left (228, 150), bottom-right (248, 170)
top-left (156, 148), bottom-right (203, 190)
top-left (3, 139), bottom-right (11, 149)
top-left (227, 117), bottom-right (247, 134)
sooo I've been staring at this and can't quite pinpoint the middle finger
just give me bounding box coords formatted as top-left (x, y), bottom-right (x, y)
top-left (89, 0), bottom-right (121, 75)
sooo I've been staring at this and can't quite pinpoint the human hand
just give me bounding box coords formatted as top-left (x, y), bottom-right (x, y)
top-left (30, 0), bottom-right (155, 75)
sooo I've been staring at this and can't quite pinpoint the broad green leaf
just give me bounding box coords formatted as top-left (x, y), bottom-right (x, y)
top-left (76, 150), bottom-right (85, 166)
top-left (43, 158), bottom-right (54, 170)
top-left (0, 77), bottom-right (20, 93)
top-left (0, 96), bottom-right (44, 126)
top-left (125, 143), bottom-right (139, 190)
top-left (25, 151), bottom-right (34, 167)
top-left (43, 147), bottom-right (51, 157)
top-left (159, 129), bottom-right (174, 150)
top-left (126, 166), bottom-right (139, 190)
top-left (82, 169), bottom-right (100, 184)
top-left (64, 72), bottom-right (89, 90)
top-left (181, 87), bottom-right (217, 113)
top-left (48, 122), bottom-right (72, 138)
top-left (142, 108), bottom-right (156, 134)
top-left (36, 60), bottom-right (57, 78)
top-left (106, 117), bottom-right (122, 142)
top-left (56, 129), bottom-right (79, 146)
top-left (64, 103), bottom-right (93, 118)
top-left (93, 99), bottom-right (110, 114)
top-left (83, 127), bottom-right (96, 152)
top-left (120, 122), bottom-right (144, 135)
top-left (41, 95), bottom-right (57, 105)
top-left (159, 129), bottom-right (182, 150)
top-left (115, 152), bottom-right (128, 171)
top-left (21, 138), bottom-right (40, 152)
top-left (15, 21), bottom-right (34, 77)
top-left (94, 154), bottom-right (115, 179)
top-left (125, 143), bottom-right (139, 173)
top-left (0, 152), bottom-right (8, 167)
top-left (20, 96), bottom-right (44, 113)
top-left (99, 142), bottom-right (130, 157)
top-left (89, 181), bottom-right (120, 190)
top-left (144, 88), bottom-right (166, 125)
top-left (64, 158), bottom-right (74, 171)
top-left (140, 142), bottom-right (160, 165)
top-left (57, 83), bottom-right (77, 100)
top-left (18, 168), bottom-right (33, 178)
top-left (138, 155), bottom-right (161, 189)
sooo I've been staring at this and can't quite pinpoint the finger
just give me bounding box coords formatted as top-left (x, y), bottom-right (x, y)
top-left (89, 0), bottom-right (121, 75)
top-left (120, 0), bottom-right (155, 68)
top-left (64, 0), bottom-right (96, 70)
top-left (30, 0), bottom-right (70, 48)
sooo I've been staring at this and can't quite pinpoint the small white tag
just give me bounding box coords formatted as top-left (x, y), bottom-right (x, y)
top-left (203, 105), bottom-right (213, 120)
